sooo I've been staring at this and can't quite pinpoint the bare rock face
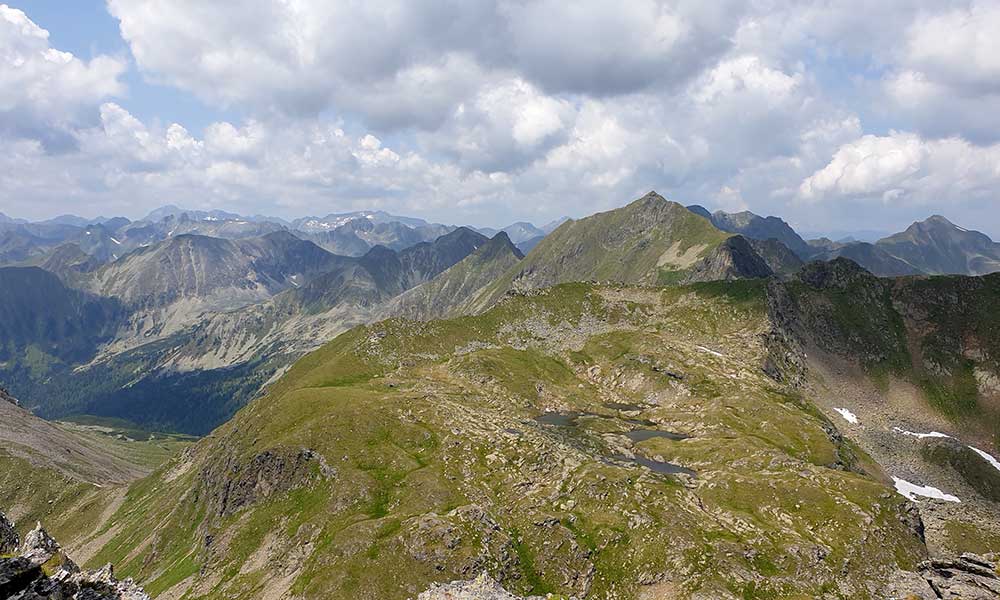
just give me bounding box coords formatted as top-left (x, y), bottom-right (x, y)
top-left (887, 553), bottom-right (1000, 599)
top-left (415, 573), bottom-right (553, 600)
top-left (0, 512), bottom-right (17, 554)
top-left (0, 512), bottom-right (149, 600)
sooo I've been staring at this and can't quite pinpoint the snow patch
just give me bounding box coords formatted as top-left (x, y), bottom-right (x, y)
top-left (955, 225), bottom-right (968, 232)
top-left (894, 429), bottom-right (1000, 473)
top-left (833, 408), bottom-right (858, 424)
top-left (892, 477), bottom-right (960, 503)
top-left (970, 446), bottom-right (1000, 473)
top-left (893, 427), bottom-right (951, 439)
top-left (695, 345), bottom-right (724, 358)
top-left (109, 237), bottom-right (121, 245)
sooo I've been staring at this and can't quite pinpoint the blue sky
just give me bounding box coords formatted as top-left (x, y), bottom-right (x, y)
top-left (1, 1), bottom-right (999, 236)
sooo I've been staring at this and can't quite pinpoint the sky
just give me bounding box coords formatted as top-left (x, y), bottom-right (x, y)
top-left (1, 1), bottom-right (999, 235)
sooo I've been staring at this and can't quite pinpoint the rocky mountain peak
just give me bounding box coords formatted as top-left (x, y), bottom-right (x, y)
top-left (629, 190), bottom-right (669, 210)
top-left (479, 232), bottom-right (524, 261)
top-left (893, 214), bottom-right (979, 241)
top-left (924, 214), bottom-right (954, 226)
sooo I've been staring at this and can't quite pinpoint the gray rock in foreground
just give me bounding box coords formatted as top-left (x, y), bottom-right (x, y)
top-left (0, 511), bottom-right (149, 600)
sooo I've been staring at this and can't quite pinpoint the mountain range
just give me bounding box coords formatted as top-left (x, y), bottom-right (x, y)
top-left (2, 192), bottom-right (1000, 599)
top-left (3, 195), bottom-right (1000, 435)
top-left (687, 204), bottom-right (1000, 277)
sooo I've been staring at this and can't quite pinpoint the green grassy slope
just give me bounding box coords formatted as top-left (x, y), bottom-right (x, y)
top-left (87, 281), bottom-right (925, 599)
top-left (0, 406), bottom-right (190, 555)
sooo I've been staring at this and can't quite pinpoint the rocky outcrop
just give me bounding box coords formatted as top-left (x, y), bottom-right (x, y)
top-left (888, 553), bottom-right (1000, 599)
top-left (415, 573), bottom-right (553, 600)
top-left (0, 513), bottom-right (148, 599)
top-left (203, 447), bottom-right (333, 518)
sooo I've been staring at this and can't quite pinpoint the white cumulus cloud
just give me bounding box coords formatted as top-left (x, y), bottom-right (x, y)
top-left (0, 4), bottom-right (125, 148)
top-left (800, 132), bottom-right (1000, 207)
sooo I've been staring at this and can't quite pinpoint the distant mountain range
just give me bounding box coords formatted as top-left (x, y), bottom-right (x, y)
top-left (3, 196), bottom-right (1000, 434)
top-left (0, 206), bottom-right (565, 270)
top-left (685, 205), bottom-right (1000, 277)
top-left (4, 191), bottom-right (1000, 599)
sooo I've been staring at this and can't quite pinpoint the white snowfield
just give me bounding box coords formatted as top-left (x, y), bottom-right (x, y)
top-left (694, 345), bottom-right (724, 358)
top-left (833, 408), bottom-right (858, 424)
top-left (970, 446), bottom-right (1000, 473)
top-left (893, 427), bottom-right (950, 439)
top-left (892, 477), bottom-right (961, 503)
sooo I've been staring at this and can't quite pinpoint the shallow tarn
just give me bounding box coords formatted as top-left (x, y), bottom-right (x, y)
top-left (534, 411), bottom-right (696, 477)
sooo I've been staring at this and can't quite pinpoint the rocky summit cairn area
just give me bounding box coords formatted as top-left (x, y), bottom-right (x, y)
top-left (0, 511), bottom-right (149, 600)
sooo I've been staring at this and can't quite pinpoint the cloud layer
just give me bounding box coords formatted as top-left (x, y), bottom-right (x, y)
top-left (1, 1), bottom-right (998, 235)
